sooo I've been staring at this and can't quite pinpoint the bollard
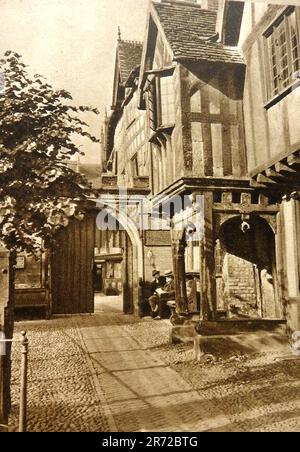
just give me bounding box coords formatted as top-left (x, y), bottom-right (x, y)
top-left (0, 332), bottom-right (5, 357)
top-left (19, 331), bottom-right (28, 433)
top-left (0, 332), bottom-right (29, 432)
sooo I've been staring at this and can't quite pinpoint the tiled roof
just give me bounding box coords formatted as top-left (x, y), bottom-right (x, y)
top-left (118, 40), bottom-right (143, 85)
top-left (153, 1), bottom-right (244, 65)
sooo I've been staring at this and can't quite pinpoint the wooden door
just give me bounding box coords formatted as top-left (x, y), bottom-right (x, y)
top-left (51, 213), bottom-right (95, 314)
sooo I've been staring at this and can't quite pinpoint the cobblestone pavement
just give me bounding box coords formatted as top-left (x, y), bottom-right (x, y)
top-left (9, 315), bottom-right (113, 432)
top-left (9, 296), bottom-right (300, 432)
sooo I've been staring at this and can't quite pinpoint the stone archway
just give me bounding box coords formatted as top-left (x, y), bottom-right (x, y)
top-left (51, 203), bottom-right (144, 316)
top-left (216, 215), bottom-right (281, 319)
top-left (95, 204), bottom-right (144, 315)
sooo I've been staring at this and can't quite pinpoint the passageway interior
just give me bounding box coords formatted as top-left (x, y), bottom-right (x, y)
top-left (216, 216), bottom-right (281, 319)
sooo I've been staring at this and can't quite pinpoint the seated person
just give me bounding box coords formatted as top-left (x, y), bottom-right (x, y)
top-left (149, 270), bottom-right (175, 320)
top-left (150, 270), bottom-right (166, 295)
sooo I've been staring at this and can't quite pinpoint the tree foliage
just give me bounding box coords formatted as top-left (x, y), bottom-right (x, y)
top-left (0, 51), bottom-right (99, 254)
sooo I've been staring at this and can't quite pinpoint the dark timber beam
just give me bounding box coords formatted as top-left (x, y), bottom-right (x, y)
top-left (265, 168), bottom-right (286, 181)
top-left (250, 178), bottom-right (269, 189)
top-left (287, 153), bottom-right (300, 170)
top-left (275, 162), bottom-right (298, 177)
top-left (265, 168), bottom-right (300, 186)
top-left (256, 173), bottom-right (278, 186)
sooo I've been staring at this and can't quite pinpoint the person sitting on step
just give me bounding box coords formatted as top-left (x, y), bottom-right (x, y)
top-left (149, 270), bottom-right (175, 320)
top-left (150, 269), bottom-right (166, 295)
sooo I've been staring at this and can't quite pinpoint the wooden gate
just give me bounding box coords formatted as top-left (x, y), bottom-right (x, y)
top-left (51, 213), bottom-right (95, 314)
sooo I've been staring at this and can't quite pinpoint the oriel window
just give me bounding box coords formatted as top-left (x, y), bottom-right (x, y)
top-left (157, 75), bottom-right (176, 127)
top-left (265, 7), bottom-right (300, 99)
top-left (147, 73), bottom-right (175, 131)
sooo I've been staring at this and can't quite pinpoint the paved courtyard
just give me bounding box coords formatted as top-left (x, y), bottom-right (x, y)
top-left (9, 296), bottom-right (300, 432)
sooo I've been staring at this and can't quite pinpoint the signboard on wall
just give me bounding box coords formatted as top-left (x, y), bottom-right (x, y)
top-left (15, 256), bottom-right (25, 269)
top-left (144, 230), bottom-right (171, 247)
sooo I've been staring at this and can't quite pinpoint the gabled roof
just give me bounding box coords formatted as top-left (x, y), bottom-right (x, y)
top-left (110, 39), bottom-right (143, 151)
top-left (152, 1), bottom-right (244, 65)
top-left (117, 40), bottom-right (143, 85)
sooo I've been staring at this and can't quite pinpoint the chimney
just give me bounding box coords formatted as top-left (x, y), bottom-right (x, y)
top-left (201, 0), bottom-right (219, 11)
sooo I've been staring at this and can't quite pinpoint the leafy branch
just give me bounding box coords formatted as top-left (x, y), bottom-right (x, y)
top-left (0, 51), bottom-right (99, 254)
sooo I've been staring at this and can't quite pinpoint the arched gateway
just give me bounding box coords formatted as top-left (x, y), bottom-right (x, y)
top-left (51, 204), bottom-right (143, 315)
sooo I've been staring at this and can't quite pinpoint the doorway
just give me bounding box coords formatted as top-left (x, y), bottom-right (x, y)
top-left (216, 216), bottom-right (281, 319)
top-left (93, 212), bottom-right (134, 314)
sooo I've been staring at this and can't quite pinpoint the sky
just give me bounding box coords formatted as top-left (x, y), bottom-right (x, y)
top-left (0, 0), bottom-right (150, 163)
top-left (1, 0), bottom-right (296, 162)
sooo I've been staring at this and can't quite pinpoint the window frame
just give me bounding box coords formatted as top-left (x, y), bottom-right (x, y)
top-left (146, 69), bottom-right (176, 132)
top-left (264, 6), bottom-right (300, 108)
top-left (157, 75), bottom-right (176, 129)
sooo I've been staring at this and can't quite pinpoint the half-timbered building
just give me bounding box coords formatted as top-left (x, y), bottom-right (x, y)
top-left (235, 1), bottom-right (300, 333)
top-left (136, 0), bottom-right (286, 332)
top-left (13, 1), bottom-right (300, 338)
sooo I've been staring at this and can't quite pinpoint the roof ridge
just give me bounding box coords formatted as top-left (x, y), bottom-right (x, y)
top-left (153, 1), bottom-right (217, 15)
top-left (119, 39), bottom-right (143, 46)
top-left (153, 0), bottom-right (217, 12)
top-left (155, 0), bottom-right (202, 8)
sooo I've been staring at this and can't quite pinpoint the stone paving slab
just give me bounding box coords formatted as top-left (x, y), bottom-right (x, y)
top-left (80, 325), bottom-right (129, 339)
top-left (107, 391), bottom-right (228, 432)
top-left (96, 372), bottom-right (139, 404)
top-left (78, 303), bottom-right (233, 432)
top-left (111, 367), bottom-right (193, 398)
top-left (84, 336), bottom-right (147, 353)
top-left (91, 350), bottom-right (164, 373)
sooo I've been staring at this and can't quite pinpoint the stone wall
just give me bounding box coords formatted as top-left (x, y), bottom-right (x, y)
top-left (223, 253), bottom-right (259, 318)
top-left (144, 245), bottom-right (173, 283)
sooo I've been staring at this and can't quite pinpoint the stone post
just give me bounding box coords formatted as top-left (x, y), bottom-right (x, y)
top-left (171, 230), bottom-right (188, 314)
top-left (215, 239), bottom-right (225, 311)
top-left (199, 192), bottom-right (216, 320)
top-left (0, 247), bottom-right (13, 429)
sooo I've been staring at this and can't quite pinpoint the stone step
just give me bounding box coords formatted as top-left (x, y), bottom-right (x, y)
top-left (194, 331), bottom-right (291, 360)
top-left (170, 318), bottom-right (287, 345)
top-left (195, 319), bottom-right (287, 336)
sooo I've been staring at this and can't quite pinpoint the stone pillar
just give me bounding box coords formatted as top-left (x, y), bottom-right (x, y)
top-left (199, 192), bottom-right (216, 320)
top-left (171, 230), bottom-right (188, 314)
top-left (0, 247), bottom-right (13, 429)
top-left (215, 239), bottom-right (225, 311)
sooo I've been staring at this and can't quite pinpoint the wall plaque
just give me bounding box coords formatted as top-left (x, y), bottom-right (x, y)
top-left (144, 230), bottom-right (171, 246)
top-left (15, 256), bottom-right (25, 269)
